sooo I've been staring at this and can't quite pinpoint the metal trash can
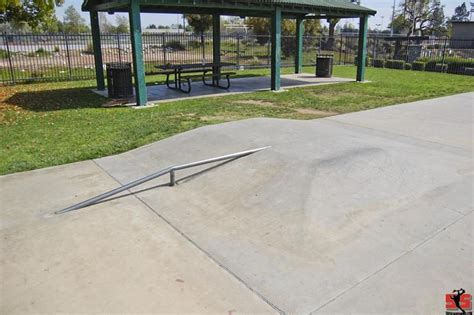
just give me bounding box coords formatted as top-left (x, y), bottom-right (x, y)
top-left (316, 54), bottom-right (334, 78)
top-left (106, 62), bottom-right (133, 98)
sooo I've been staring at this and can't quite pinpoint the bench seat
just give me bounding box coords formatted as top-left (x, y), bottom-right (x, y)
top-left (154, 67), bottom-right (236, 93)
top-left (202, 71), bottom-right (236, 89)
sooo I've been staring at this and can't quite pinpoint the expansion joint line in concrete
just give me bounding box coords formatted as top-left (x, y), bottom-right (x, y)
top-left (309, 209), bottom-right (474, 314)
top-left (90, 160), bottom-right (285, 315)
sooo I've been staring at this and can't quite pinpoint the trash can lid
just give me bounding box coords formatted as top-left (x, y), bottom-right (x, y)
top-left (106, 62), bottom-right (132, 69)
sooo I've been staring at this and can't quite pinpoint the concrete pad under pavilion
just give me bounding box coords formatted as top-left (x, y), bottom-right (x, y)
top-left (94, 74), bottom-right (353, 106)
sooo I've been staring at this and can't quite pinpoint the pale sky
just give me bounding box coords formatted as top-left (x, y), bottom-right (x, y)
top-left (55, 0), bottom-right (465, 31)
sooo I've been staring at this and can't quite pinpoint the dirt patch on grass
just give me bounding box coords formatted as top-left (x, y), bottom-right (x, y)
top-left (199, 115), bottom-right (235, 121)
top-left (293, 108), bottom-right (338, 116)
top-left (235, 100), bottom-right (338, 117)
top-left (102, 98), bottom-right (134, 107)
top-left (234, 100), bottom-right (279, 107)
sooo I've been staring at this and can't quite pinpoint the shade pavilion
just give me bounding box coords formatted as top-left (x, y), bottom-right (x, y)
top-left (82, 0), bottom-right (376, 106)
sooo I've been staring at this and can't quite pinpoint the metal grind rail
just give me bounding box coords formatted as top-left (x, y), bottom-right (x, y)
top-left (55, 146), bottom-right (270, 215)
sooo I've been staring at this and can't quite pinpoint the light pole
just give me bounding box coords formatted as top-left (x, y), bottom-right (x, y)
top-left (470, 2), bottom-right (474, 21)
top-left (391, 0), bottom-right (396, 36)
top-left (376, 16), bottom-right (384, 31)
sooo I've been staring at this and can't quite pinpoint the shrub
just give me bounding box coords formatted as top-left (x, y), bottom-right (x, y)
top-left (424, 61), bottom-right (448, 73)
top-left (373, 59), bottom-right (385, 68)
top-left (188, 40), bottom-right (202, 49)
top-left (354, 56), bottom-right (371, 67)
top-left (27, 48), bottom-right (52, 57)
top-left (248, 56), bottom-right (261, 67)
top-left (164, 40), bottom-right (185, 51)
top-left (404, 63), bottom-right (412, 70)
top-left (0, 49), bottom-right (9, 59)
top-left (282, 39), bottom-right (296, 58)
top-left (465, 68), bottom-right (474, 76)
top-left (419, 57), bottom-right (474, 75)
top-left (385, 60), bottom-right (405, 70)
top-left (412, 61), bottom-right (425, 71)
top-left (424, 60), bottom-right (442, 72)
top-left (447, 59), bottom-right (474, 75)
top-left (241, 38), bottom-right (257, 46)
top-left (434, 64), bottom-right (448, 72)
top-left (31, 71), bottom-right (45, 79)
top-left (54, 46), bottom-right (60, 53)
top-left (35, 48), bottom-right (51, 56)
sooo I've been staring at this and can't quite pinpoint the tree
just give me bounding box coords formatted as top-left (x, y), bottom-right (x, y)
top-left (185, 14), bottom-right (212, 35)
top-left (304, 19), bottom-right (322, 36)
top-left (114, 15), bottom-right (129, 33)
top-left (245, 18), bottom-right (321, 57)
top-left (147, 24), bottom-right (157, 29)
top-left (326, 18), bottom-right (340, 50)
top-left (97, 13), bottom-right (128, 33)
top-left (451, 2), bottom-right (470, 21)
top-left (185, 14), bottom-right (212, 60)
top-left (389, 14), bottom-right (411, 34)
top-left (391, 0), bottom-right (446, 36)
top-left (246, 17), bottom-right (270, 44)
top-left (1, 0), bottom-right (64, 30)
top-left (430, 3), bottom-right (447, 36)
top-left (63, 5), bottom-right (89, 33)
top-left (246, 17), bottom-right (321, 44)
top-left (42, 15), bottom-right (64, 33)
top-left (341, 22), bottom-right (358, 34)
top-left (99, 12), bottom-right (114, 33)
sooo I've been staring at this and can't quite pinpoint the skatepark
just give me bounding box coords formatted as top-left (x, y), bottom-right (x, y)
top-left (1, 93), bottom-right (472, 314)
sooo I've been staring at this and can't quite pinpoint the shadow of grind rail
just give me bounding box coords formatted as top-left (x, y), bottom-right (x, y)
top-left (55, 146), bottom-right (270, 215)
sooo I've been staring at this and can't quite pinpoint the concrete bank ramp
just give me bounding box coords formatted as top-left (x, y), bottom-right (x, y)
top-left (1, 93), bottom-right (473, 314)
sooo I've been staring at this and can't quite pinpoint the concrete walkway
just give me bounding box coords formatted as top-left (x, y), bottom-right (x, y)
top-left (95, 74), bottom-right (352, 105)
top-left (1, 93), bottom-right (472, 314)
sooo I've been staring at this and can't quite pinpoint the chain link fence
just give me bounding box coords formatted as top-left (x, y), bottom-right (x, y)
top-left (1, 32), bottom-right (473, 84)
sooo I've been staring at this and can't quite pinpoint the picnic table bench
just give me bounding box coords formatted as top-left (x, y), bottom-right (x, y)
top-left (155, 62), bottom-right (236, 93)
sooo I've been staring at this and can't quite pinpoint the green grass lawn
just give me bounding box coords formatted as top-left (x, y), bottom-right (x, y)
top-left (1, 66), bottom-right (473, 175)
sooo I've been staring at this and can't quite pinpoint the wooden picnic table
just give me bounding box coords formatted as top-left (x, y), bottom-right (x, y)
top-left (155, 62), bottom-right (236, 93)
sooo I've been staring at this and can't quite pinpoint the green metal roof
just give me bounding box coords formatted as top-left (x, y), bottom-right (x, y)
top-left (250, 0), bottom-right (374, 13)
top-left (83, 0), bottom-right (376, 17)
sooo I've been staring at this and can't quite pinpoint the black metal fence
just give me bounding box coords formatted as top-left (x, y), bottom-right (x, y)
top-left (1, 32), bottom-right (473, 84)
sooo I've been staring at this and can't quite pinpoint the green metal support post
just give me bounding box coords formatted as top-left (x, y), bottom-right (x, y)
top-left (295, 17), bottom-right (304, 74)
top-left (271, 7), bottom-right (282, 91)
top-left (90, 11), bottom-right (105, 90)
top-left (356, 15), bottom-right (368, 82)
top-left (129, 1), bottom-right (147, 106)
top-left (212, 14), bottom-right (221, 85)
